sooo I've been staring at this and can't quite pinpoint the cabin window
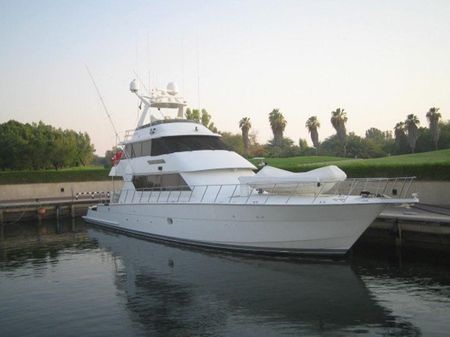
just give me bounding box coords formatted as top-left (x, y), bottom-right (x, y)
top-left (132, 174), bottom-right (190, 191)
top-left (132, 142), bottom-right (142, 157)
top-left (151, 136), bottom-right (226, 156)
top-left (124, 136), bottom-right (225, 158)
top-left (142, 139), bottom-right (152, 156)
top-left (124, 140), bottom-right (151, 158)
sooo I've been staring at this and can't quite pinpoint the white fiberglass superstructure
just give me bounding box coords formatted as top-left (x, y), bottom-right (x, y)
top-left (84, 80), bottom-right (418, 256)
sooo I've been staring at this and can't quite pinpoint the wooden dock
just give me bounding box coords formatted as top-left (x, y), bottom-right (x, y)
top-left (363, 204), bottom-right (450, 250)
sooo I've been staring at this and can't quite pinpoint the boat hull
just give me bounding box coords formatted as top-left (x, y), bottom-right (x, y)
top-left (83, 202), bottom-right (386, 256)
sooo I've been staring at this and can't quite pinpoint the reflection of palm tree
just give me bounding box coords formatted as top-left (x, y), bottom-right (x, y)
top-left (394, 122), bottom-right (405, 147)
top-left (269, 109), bottom-right (287, 146)
top-left (239, 117), bottom-right (252, 156)
top-left (305, 116), bottom-right (320, 150)
top-left (330, 108), bottom-right (348, 155)
top-left (405, 114), bottom-right (420, 153)
top-left (426, 107), bottom-right (442, 150)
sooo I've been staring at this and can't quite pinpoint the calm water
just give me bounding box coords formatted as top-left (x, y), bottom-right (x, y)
top-left (1, 219), bottom-right (450, 337)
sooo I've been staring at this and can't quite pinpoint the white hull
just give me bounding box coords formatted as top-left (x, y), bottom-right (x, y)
top-left (83, 201), bottom-right (387, 255)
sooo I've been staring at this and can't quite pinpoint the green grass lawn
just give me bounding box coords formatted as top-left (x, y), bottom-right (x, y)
top-left (0, 166), bottom-right (111, 184)
top-left (260, 149), bottom-right (450, 180)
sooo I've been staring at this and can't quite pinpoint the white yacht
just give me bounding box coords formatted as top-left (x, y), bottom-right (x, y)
top-left (84, 80), bottom-right (418, 256)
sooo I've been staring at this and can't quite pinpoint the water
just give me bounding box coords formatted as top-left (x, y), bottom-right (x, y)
top-left (1, 219), bottom-right (449, 337)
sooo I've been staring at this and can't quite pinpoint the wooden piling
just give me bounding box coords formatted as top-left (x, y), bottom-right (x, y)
top-left (395, 221), bottom-right (403, 247)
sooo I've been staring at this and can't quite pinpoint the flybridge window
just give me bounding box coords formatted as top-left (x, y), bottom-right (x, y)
top-left (124, 140), bottom-right (152, 158)
top-left (151, 136), bottom-right (226, 156)
top-left (132, 174), bottom-right (190, 191)
top-left (124, 136), bottom-right (226, 158)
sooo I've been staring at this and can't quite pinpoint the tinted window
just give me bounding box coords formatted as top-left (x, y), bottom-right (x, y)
top-left (132, 142), bottom-right (142, 157)
top-left (151, 136), bottom-right (226, 156)
top-left (124, 136), bottom-right (225, 158)
top-left (142, 140), bottom-right (151, 156)
top-left (132, 174), bottom-right (190, 191)
top-left (124, 140), bottom-right (151, 158)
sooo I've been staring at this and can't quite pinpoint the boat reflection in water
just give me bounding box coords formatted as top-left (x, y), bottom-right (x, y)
top-left (87, 227), bottom-right (410, 336)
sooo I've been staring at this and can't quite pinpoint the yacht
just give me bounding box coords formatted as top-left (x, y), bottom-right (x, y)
top-left (83, 80), bottom-right (418, 255)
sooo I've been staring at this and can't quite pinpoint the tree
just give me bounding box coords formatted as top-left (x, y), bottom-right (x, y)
top-left (186, 108), bottom-right (218, 132)
top-left (365, 128), bottom-right (385, 143)
top-left (75, 132), bottom-right (95, 166)
top-left (185, 108), bottom-right (200, 123)
top-left (268, 109), bottom-right (287, 146)
top-left (0, 120), bottom-right (95, 170)
top-left (201, 109), bottom-right (211, 127)
top-left (405, 114), bottom-right (420, 153)
top-left (364, 128), bottom-right (393, 157)
top-left (220, 132), bottom-right (244, 154)
top-left (330, 108), bottom-right (348, 155)
top-left (239, 117), bottom-right (252, 156)
top-left (426, 107), bottom-right (442, 150)
top-left (305, 116), bottom-right (320, 149)
top-left (265, 137), bottom-right (300, 157)
top-left (394, 122), bottom-right (405, 146)
top-left (298, 138), bottom-right (308, 151)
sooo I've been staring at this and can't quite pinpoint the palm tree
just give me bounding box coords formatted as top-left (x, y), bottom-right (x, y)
top-left (394, 122), bottom-right (406, 146)
top-left (330, 108), bottom-right (348, 154)
top-left (239, 117), bottom-right (252, 156)
top-left (269, 109), bottom-right (287, 146)
top-left (426, 107), bottom-right (442, 150)
top-left (405, 114), bottom-right (420, 153)
top-left (305, 116), bottom-right (320, 149)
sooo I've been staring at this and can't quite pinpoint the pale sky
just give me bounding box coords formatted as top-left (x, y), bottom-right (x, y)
top-left (1, 0), bottom-right (449, 154)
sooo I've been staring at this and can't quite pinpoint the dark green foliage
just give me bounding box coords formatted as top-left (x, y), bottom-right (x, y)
top-left (265, 138), bottom-right (301, 157)
top-left (185, 108), bottom-right (218, 132)
top-left (0, 167), bottom-right (111, 184)
top-left (438, 122), bottom-right (450, 149)
top-left (0, 120), bottom-right (95, 170)
top-left (220, 132), bottom-right (244, 154)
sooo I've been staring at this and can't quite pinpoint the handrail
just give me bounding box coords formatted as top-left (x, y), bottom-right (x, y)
top-left (110, 177), bottom-right (417, 206)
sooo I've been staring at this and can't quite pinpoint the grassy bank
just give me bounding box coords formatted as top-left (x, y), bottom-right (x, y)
top-left (0, 166), bottom-right (111, 184)
top-left (258, 149), bottom-right (450, 180)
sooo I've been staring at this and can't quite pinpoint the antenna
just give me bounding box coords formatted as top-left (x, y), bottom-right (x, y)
top-left (85, 65), bottom-right (120, 145)
top-left (196, 34), bottom-right (201, 114)
top-left (133, 70), bottom-right (150, 94)
top-left (85, 65), bottom-right (135, 175)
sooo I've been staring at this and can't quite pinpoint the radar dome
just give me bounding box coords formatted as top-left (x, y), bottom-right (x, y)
top-left (130, 79), bottom-right (139, 93)
top-left (167, 82), bottom-right (178, 95)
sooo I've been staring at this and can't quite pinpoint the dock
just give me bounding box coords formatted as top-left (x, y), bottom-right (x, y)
top-left (364, 204), bottom-right (450, 250)
top-left (0, 197), bottom-right (106, 224)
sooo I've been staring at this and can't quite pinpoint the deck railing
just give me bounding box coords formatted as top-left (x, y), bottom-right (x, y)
top-left (109, 177), bottom-right (416, 205)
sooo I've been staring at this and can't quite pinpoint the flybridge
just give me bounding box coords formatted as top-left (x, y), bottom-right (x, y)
top-left (129, 80), bottom-right (188, 127)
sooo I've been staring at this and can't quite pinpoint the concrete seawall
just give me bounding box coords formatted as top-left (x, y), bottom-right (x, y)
top-left (0, 180), bottom-right (124, 202)
top-left (409, 181), bottom-right (450, 206)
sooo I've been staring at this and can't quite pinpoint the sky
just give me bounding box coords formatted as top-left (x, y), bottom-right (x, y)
top-left (1, 0), bottom-right (450, 155)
